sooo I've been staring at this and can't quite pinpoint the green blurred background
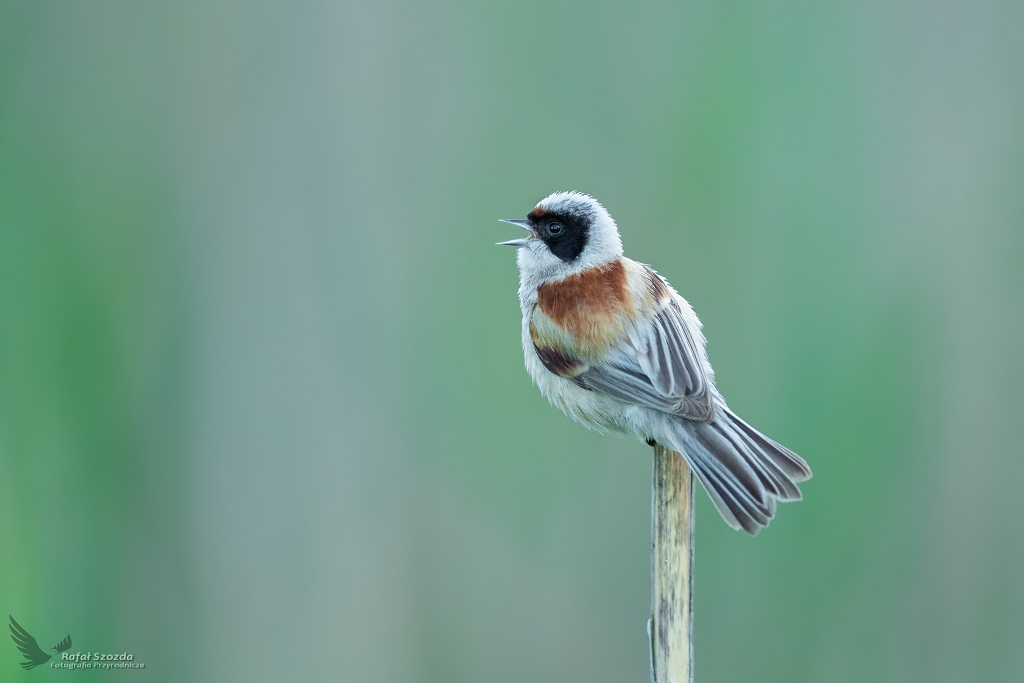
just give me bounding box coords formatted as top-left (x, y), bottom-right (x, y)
top-left (1, 0), bottom-right (1022, 681)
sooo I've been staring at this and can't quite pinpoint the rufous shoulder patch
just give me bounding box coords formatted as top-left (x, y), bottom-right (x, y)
top-left (536, 259), bottom-right (633, 347)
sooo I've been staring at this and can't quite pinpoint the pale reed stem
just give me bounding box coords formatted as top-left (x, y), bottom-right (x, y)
top-left (649, 443), bottom-right (694, 683)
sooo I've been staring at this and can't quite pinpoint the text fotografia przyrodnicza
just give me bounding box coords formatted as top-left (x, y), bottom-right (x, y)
top-left (52, 652), bottom-right (145, 669)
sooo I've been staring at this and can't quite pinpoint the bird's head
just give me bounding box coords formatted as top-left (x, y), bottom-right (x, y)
top-left (499, 191), bottom-right (623, 282)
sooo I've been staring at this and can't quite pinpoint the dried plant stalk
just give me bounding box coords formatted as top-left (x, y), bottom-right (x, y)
top-left (649, 443), bottom-right (694, 683)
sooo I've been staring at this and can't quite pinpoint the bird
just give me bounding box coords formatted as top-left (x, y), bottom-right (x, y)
top-left (9, 615), bottom-right (72, 670)
top-left (498, 191), bottom-right (811, 534)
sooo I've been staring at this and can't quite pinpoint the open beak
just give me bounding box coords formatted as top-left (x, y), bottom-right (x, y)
top-left (497, 218), bottom-right (534, 247)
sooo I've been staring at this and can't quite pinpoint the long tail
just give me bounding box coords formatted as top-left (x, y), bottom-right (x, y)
top-left (661, 404), bottom-right (811, 534)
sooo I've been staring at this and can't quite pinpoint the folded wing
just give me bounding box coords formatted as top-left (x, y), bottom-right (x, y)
top-left (575, 297), bottom-right (715, 421)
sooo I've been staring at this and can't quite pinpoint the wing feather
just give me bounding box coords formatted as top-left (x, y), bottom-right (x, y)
top-left (578, 295), bottom-right (714, 421)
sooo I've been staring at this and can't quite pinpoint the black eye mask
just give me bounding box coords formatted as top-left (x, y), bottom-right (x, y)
top-left (536, 213), bottom-right (590, 262)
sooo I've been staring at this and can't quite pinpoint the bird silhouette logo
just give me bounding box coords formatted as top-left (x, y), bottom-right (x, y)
top-left (9, 616), bottom-right (72, 670)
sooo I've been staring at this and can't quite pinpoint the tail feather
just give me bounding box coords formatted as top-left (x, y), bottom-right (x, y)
top-left (686, 450), bottom-right (765, 533)
top-left (662, 404), bottom-right (811, 535)
top-left (662, 421), bottom-right (772, 534)
top-left (724, 407), bottom-right (811, 482)
top-left (715, 417), bottom-right (802, 501)
top-left (691, 420), bottom-right (768, 505)
top-left (698, 458), bottom-right (773, 532)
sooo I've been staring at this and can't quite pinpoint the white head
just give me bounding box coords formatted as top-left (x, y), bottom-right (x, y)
top-left (499, 191), bottom-right (623, 283)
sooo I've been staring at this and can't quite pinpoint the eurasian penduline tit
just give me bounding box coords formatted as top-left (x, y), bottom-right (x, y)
top-left (499, 191), bottom-right (811, 534)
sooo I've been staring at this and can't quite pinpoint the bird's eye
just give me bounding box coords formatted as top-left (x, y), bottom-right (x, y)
top-left (547, 222), bottom-right (563, 236)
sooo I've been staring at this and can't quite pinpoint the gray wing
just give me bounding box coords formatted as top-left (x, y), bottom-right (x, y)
top-left (575, 299), bottom-right (715, 422)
